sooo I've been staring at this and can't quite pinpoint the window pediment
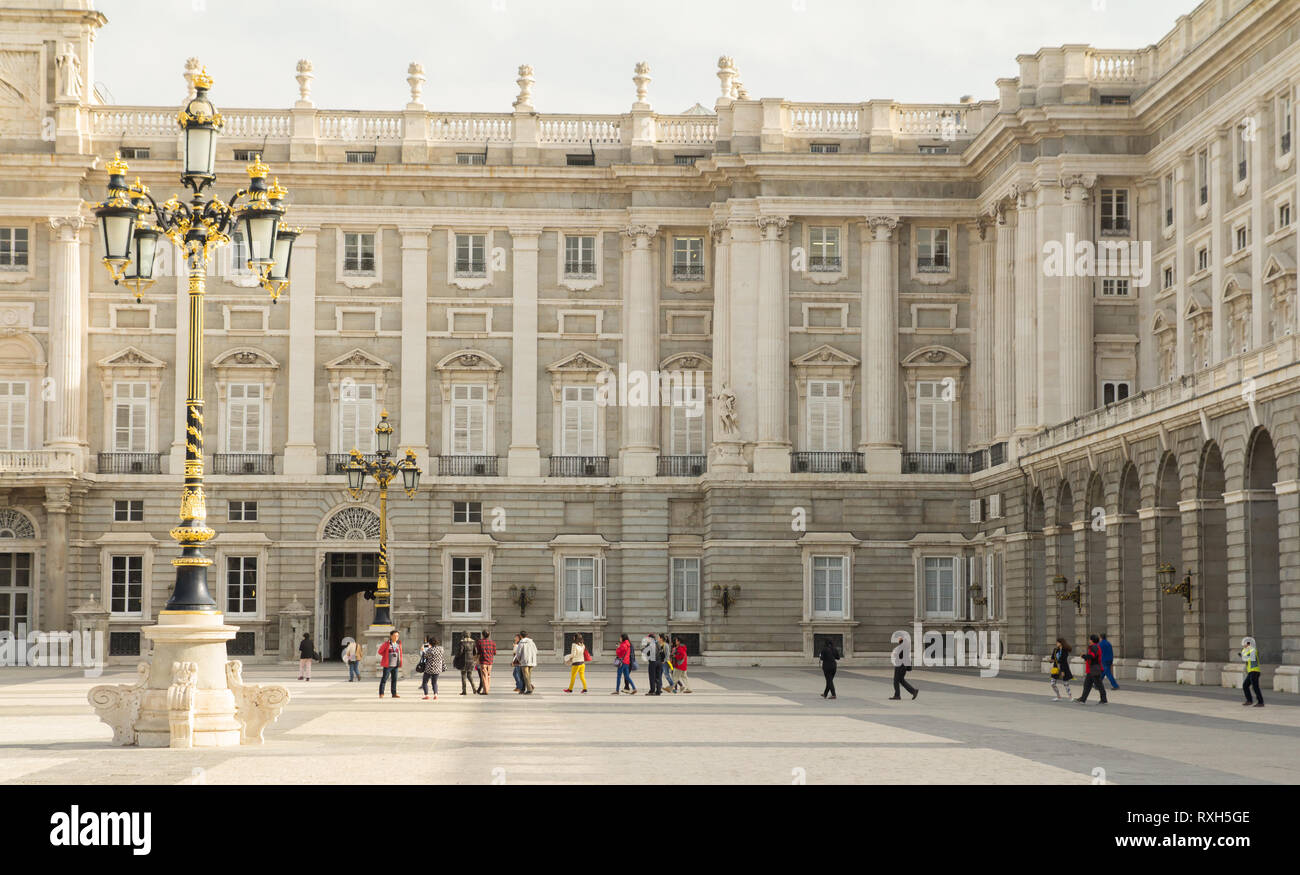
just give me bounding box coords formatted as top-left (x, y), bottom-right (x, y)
top-left (792, 344), bottom-right (859, 369)
top-left (436, 349), bottom-right (503, 373)
top-left (901, 344), bottom-right (968, 369)
top-left (325, 348), bottom-right (393, 373)
top-left (98, 346), bottom-right (165, 371)
top-left (213, 347), bottom-right (280, 371)
top-left (547, 351), bottom-right (612, 374)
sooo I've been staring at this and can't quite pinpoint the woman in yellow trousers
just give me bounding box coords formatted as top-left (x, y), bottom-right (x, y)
top-left (564, 633), bottom-right (589, 693)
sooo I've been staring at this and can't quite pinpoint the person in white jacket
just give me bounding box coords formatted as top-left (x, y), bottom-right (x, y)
top-left (516, 630), bottom-right (538, 694)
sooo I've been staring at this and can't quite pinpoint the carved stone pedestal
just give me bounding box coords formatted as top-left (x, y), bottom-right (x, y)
top-left (88, 612), bottom-right (290, 748)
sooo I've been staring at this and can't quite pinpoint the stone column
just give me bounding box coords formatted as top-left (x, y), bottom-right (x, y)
top-left (1059, 174), bottom-right (1095, 418)
top-left (1249, 98), bottom-right (1267, 348)
top-left (1034, 181), bottom-right (1063, 427)
top-left (1274, 480), bottom-right (1300, 693)
top-left (993, 205), bottom-right (1014, 443)
top-left (859, 215), bottom-right (901, 473)
top-left (1013, 187), bottom-right (1038, 435)
top-left (43, 484), bottom-right (72, 630)
top-left (752, 215), bottom-right (792, 474)
top-left (46, 217), bottom-right (88, 466)
top-left (971, 216), bottom-right (995, 448)
top-left (283, 230), bottom-right (318, 475)
top-left (709, 220), bottom-right (745, 474)
top-left (1209, 134), bottom-right (1227, 362)
top-left (507, 228), bottom-right (541, 477)
top-left (621, 224), bottom-right (659, 477)
top-left (399, 229), bottom-right (429, 470)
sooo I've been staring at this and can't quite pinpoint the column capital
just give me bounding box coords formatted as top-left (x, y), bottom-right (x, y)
top-left (48, 215), bottom-right (88, 241)
top-left (864, 215), bottom-right (898, 240)
top-left (709, 218), bottom-right (734, 243)
top-left (508, 226), bottom-right (543, 246)
top-left (622, 223), bottom-right (658, 242)
top-left (975, 213), bottom-right (995, 240)
top-left (398, 228), bottom-right (430, 248)
top-left (1059, 173), bottom-right (1097, 199)
top-left (44, 483), bottom-right (72, 512)
top-left (756, 215), bottom-right (789, 239)
top-left (1010, 182), bottom-right (1036, 209)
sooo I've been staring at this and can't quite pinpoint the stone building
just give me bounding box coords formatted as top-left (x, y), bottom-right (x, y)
top-left (0, 0), bottom-right (1297, 690)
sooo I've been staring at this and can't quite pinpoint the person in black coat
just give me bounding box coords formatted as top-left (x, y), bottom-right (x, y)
top-left (1050, 638), bottom-right (1073, 700)
top-left (297, 633), bottom-right (315, 682)
top-left (819, 639), bottom-right (840, 699)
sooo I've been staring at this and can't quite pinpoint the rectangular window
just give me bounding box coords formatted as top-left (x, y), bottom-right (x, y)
top-left (0, 381), bottom-right (28, 451)
top-left (1101, 278), bottom-right (1130, 296)
top-left (226, 383), bottom-right (263, 454)
top-left (673, 154), bottom-right (700, 165)
top-left (345, 151), bottom-right (376, 164)
top-left (0, 552), bottom-right (32, 636)
top-left (669, 383), bottom-right (705, 456)
top-left (1196, 149), bottom-right (1209, 206)
top-left (671, 236), bottom-right (705, 281)
top-left (450, 556), bottom-right (483, 615)
top-left (916, 227), bottom-right (950, 271)
top-left (228, 500), bottom-right (258, 522)
top-left (811, 555), bottom-right (846, 618)
top-left (0, 228), bottom-right (29, 269)
top-left (916, 381), bottom-right (954, 453)
top-left (225, 555), bottom-right (257, 616)
top-left (229, 230), bottom-right (253, 276)
top-left (1163, 172), bottom-right (1175, 227)
top-left (1162, 265), bottom-right (1175, 289)
top-left (1196, 246), bottom-right (1209, 273)
top-left (563, 235), bottom-right (596, 277)
top-left (1235, 225), bottom-right (1249, 252)
top-left (809, 143), bottom-right (839, 154)
top-left (1099, 189), bottom-right (1129, 233)
top-left (923, 556), bottom-right (956, 618)
top-left (1102, 380), bottom-right (1132, 406)
top-left (338, 382), bottom-right (377, 453)
top-left (561, 385), bottom-right (597, 456)
top-left (450, 383), bottom-right (487, 455)
top-left (455, 233), bottom-right (487, 276)
top-left (563, 556), bottom-right (602, 618)
top-left (113, 499), bottom-right (144, 522)
top-left (456, 152), bottom-right (486, 165)
top-left (670, 557), bottom-right (700, 619)
top-left (809, 226), bottom-right (841, 271)
top-left (1280, 94), bottom-right (1293, 156)
top-left (1236, 124), bottom-right (1249, 182)
top-left (113, 382), bottom-right (149, 453)
top-left (1099, 94), bottom-right (1130, 106)
top-left (452, 501), bottom-right (482, 524)
top-left (806, 380), bottom-right (844, 452)
top-left (1280, 203), bottom-right (1292, 231)
top-left (918, 145), bottom-right (948, 154)
top-left (232, 149), bottom-right (258, 162)
top-left (565, 153), bottom-right (595, 166)
top-left (118, 147), bottom-right (150, 160)
top-left (110, 555), bottom-right (144, 616)
top-left (343, 233), bottom-right (376, 273)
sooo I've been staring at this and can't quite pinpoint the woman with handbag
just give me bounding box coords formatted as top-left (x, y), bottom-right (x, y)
top-left (1050, 638), bottom-right (1073, 700)
top-left (563, 633), bottom-right (590, 693)
top-left (342, 637), bottom-right (361, 682)
top-left (612, 633), bottom-right (637, 695)
top-left (419, 636), bottom-right (445, 700)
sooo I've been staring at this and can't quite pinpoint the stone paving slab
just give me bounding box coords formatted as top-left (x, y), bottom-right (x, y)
top-left (0, 664), bottom-right (1294, 785)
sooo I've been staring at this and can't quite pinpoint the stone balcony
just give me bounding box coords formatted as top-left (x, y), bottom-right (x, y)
top-left (0, 450), bottom-right (77, 475)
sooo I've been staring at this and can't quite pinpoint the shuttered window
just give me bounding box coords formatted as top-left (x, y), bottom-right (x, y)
top-left (113, 382), bottom-right (149, 452)
top-left (916, 381), bottom-right (953, 452)
top-left (924, 556), bottom-right (956, 617)
top-left (669, 383), bottom-right (705, 455)
top-left (561, 385), bottom-right (597, 455)
top-left (226, 383), bottom-right (263, 453)
top-left (450, 384), bottom-right (487, 455)
top-left (338, 383), bottom-right (377, 453)
top-left (807, 380), bottom-right (843, 451)
top-left (0, 382), bottom-right (28, 451)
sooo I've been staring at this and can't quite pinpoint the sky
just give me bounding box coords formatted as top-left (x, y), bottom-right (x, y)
top-left (92, 0), bottom-right (1201, 113)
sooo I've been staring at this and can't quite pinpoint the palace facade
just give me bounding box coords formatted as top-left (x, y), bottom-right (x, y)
top-left (2, 0), bottom-right (1298, 689)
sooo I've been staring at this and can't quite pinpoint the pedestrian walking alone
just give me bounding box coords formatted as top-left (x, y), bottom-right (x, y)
top-left (1076, 634), bottom-right (1108, 704)
top-left (475, 631), bottom-right (496, 694)
top-left (419, 636), bottom-right (445, 700)
top-left (613, 633), bottom-right (637, 694)
top-left (297, 632), bottom-right (315, 681)
top-left (890, 651), bottom-right (918, 701)
top-left (511, 633), bottom-right (524, 693)
top-left (342, 637), bottom-right (361, 682)
top-left (378, 629), bottom-right (402, 699)
top-left (455, 632), bottom-right (480, 695)
top-left (517, 630), bottom-right (538, 694)
top-left (1099, 632), bottom-right (1119, 690)
top-left (819, 638), bottom-right (839, 699)
top-left (1241, 636), bottom-right (1265, 707)
top-left (671, 636), bottom-right (692, 693)
top-left (1049, 638), bottom-right (1073, 701)
top-left (564, 633), bottom-right (590, 693)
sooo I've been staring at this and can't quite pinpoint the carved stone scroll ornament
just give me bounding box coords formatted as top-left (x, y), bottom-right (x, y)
top-left (226, 660), bottom-right (291, 745)
top-left (167, 661), bottom-right (199, 749)
top-left (87, 662), bottom-right (149, 746)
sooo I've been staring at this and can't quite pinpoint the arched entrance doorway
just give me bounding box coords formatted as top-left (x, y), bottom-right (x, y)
top-left (1084, 474), bottom-right (1107, 640)
top-left (1153, 453), bottom-right (1183, 678)
top-left (1028, 488), bottom-right (1047, 656)
top-left (1246, 428), bottom-right (1281, 665)
top-left (1192, 442), bottom-right (1229, 682)
top-left (318, 506), bottom-right (381, 660)
top-left (1052, 482), bottom-right (1076, 645)
top-left (1117, 464), bottom-right (1143, 663)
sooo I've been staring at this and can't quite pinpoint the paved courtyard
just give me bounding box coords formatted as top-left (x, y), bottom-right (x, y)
top-left (1, 664), bottom-right (1295, 785)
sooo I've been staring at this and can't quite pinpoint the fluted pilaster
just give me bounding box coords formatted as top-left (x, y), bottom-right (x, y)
top-left (1059, 174), bottom-right (1095, 417)
top-left (46, 216), bottom-right (87, 463)
top-left (993, 205), bottom-right (1015, 441)
top-left (861, 215), bottom-right (901, 473)
top-left (1013, 186), bottom-right (1038, 434)
top-left (622, 223), bottom-right (659, 476)
top-left (752, 214), bottom-right (791, 473)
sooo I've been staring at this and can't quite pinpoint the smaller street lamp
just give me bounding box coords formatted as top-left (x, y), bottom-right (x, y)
top-left (1053, 574), bottom-right (1082, 611)
top-left (1159, 564), bottom-right (1193, 609)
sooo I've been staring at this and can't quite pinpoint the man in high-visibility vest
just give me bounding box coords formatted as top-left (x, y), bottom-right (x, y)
top-left (1240, 636), bottom-right (1264, 707)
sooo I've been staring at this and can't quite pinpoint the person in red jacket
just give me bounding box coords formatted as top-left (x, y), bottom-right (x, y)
top-left (612, 633), bottom-right (637, 695)
top-left (1076, 634), bottom-right (1109, 705)
top-left (378, 629), bottom-right (402, 699)
top-left (671, 635), bottom-right (692, 693)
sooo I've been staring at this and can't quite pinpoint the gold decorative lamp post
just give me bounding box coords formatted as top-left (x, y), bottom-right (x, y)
top-left (345, 412), bottom-right (421, 633)
top-left (86, 70), bottom-right (295, 749)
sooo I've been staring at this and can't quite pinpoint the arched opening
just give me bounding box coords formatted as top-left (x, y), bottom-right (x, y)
top-left (1118, 464), bottom-right (1143, 661)
top-left (1084, 473), bottom-right (1107, 639)
top-left (1246, 429), bottom-right (1282, 664)
top-left (1028, 488), bottom-right (1047, 654)
top-left (1155, 453), bottom-right (1184, 662)
top-left (1197, 442), bottom-right (1229, 666)
top-left (1053, 481), bottom-right (1076, 644)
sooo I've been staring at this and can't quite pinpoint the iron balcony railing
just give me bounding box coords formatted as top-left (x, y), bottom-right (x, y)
top-left (791, 452), bottom-right (864, 474)
top-left (917, 255), bottom-right (949, 272)
top-left (1099, 218), bottom-right (1130, 234)
top-left (809, 255), bottom-right (842, 272)
top-left (563, 261), bottom-right (597, 277)
top-left (97, 452), bottom-right (163, 475)
top-left (903, 452), bottom-right (973, 474)
top-left (989, 442), bottom-right (1007, 467)
top-left (969, 449), bottom-right (987, 473)
top-left (671, 263), bottom-right (706, 281)
top-left (212, 453), bottom-right (275, 475)
top-left (437, 455), bottom-right (499, 476)
top-left (454, 259), bottom-right (487, 276)
top-left (549, 456), bottom-right (609, 477)
top-left (327, 452), bottom-right (379, 474)
top-left (657, 455), bottom-right (706, 476)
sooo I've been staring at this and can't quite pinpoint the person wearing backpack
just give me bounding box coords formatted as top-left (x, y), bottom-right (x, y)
top-left (1049, 638), bottom-right (1073, 700)
top-left (612, 633), bottom-right (637, 695)
top-left (455, 632), bottom-right (480, 696)
top-left (1075, 634), bottom-right (1109, 704)
top-left (563, 633), bottom-right (590, 693)
top-left (419, 636), bottom-right (445, 700)
top-left (671, 636), bottom-right (692, 693)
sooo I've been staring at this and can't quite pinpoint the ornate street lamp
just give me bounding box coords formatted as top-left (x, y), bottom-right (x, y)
top-left (345, 411), bottom-right (422, 629)
top-left (1159, 564), bottom-right (1193, 609)
top-left (85, 68), bottom-right (295, 749)
top-left (1053, 574), bottom-right (1082, 611)
top-left (712, 584), bottom-right (742, 617)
